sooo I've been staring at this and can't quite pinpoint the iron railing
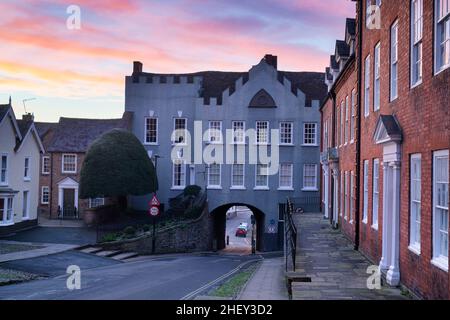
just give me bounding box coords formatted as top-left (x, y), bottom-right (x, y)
top-left (284, 198), bottom-right (297, 272)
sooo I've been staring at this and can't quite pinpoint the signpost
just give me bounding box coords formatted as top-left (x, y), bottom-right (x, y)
top-left (149, 194), bottom-right (160, 254)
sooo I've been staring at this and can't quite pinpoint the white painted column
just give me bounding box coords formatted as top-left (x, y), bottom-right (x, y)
top-left (379, 161), bottom-right (390, 272)
top-left (332, 169), bottom-right (339, 228)
top-left (386, 162), bottom-right (401, 286)
top-left (323, 166), bottom-right (329, 219)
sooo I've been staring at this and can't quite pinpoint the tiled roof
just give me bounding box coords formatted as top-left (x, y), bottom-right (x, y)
top-left (335, 40), bottom-right (350, 58)
top-left (330, 55), bottom-right (339, 70)
top-left (346, 18), bottom-right (356, 37)
top-left (279, 71), bottom-right (327, 106)
top-left (0, 104), bottom-right (10, 123)
top-left (47, 114), bottom-right (131, 153)
top-left (35, 122), bottom-right (58, 139)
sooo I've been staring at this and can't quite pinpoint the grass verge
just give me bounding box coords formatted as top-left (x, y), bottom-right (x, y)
top-left (209, 263), bottom-right (259, 298)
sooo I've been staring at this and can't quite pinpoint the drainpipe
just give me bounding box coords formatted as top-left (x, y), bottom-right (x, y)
top-left (354, 1), bottom-right (364, 251)
top-left (49, 152), bottom-right (53, 219)
top-left (329, 90), bottom-right (336, 226)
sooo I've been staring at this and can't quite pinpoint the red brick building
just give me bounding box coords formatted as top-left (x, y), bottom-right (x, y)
top-left (321, 0), bottom-right (449, 299)
top-left (36, 113), bottom-right (132, 220)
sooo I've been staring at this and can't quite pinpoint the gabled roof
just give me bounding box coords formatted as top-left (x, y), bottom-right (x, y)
top-left (335, 40), bottom-right (350, 59)
top-left (47, 115), bottom-right (131, 153)
top-left (14, 121), bottom-right (45, 153)
top-left (330, 55), bottom-right (339, 70)
top-left (345, 18), bottom-right (356, 40)
top-left (0, 104), bottom-right (10, 123)
top-left (373, 115), bottom-right (402, 144)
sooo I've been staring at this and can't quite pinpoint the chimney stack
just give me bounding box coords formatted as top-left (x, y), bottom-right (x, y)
top-left (133, 61), bottom-right (143, 74)
top-left (22, 113), bottom-right (34, 122)
top-left (264, 54), bottom-right (278, 69)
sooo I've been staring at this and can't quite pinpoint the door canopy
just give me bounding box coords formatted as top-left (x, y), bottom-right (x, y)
top-left (373, 115), bottom-right (402, 145)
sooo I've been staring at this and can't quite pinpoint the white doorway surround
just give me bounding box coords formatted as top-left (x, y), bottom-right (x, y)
top-left (373, 115), bottom-right (402, 286)
top-left (57, 177), bottom-right (79, 218)
top-left (323, 166), bottom-right (329, 219)
top-left (332, 167), bottom-right (339, 228)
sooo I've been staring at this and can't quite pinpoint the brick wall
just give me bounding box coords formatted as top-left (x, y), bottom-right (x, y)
top-left (357, 0), bottom-right (449, 299)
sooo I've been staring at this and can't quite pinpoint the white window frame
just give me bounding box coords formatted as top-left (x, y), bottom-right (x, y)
top-left (144, 117), bottom-right (158, 145)
top-left (208, 121), bottom-right (223, 144)
top-left (409, 154), bottom-right (422, 254)
top-left (278, 163), bottom-right (294, 190)
top-left (411, 0), bottom-right (423, 87)
top-left (1, 154), bottom-right (8, 186)
top-left (0, 196), bottom-right (14, 225)
top-left (256, 121), bottom-right (269, 145)
top-left (372, 159), bottom-right (379, 229)
top-left (341, 101), bottom-right (345, 145)
top-left (232, 121), bottom-right (245, 144)
top-left (172, 161), bottom-right (186, 189)
top-left (431, 149), bottom-right (449, 272)
top-left (231, 164), bottom-right (245, 189)
top-left (350, 89), bottom-right (356, 143)
top-left (207, 163), bottom-right (222, 189)
top-left (41, 186), bottom-right (50, 205)
top-left (344, 172), bottom-right (348, 220)
top-left (173, 118), bottom-right (187, 145)
top-left (374, 42), bottom-right (381, 110)
top-left (363, 160), bottom-right (369, 223)
top-left (303, 123), bottom-right (318, 146)
top-left (434, 0), bottom-right (450, 74)
top-left (24, 157), bottom-right (31, 181)
top-left (341, 172), bottom-right (344, 217)
top-left (345, 96), bottom-right (349, 144)
top-left (279, 122), bottom-right (294, 145)
top-left (364, 55), bottom-right (371, 117)
top-left (302, 164), bottom-right (318, 191)
top-left (254, 164), bottom-right (269, 190)
top-left (42, 156), bottom-right (50, 175)
top-left (390, 20), bottom-right (399, 101)
top-left (89, 197), bottom-right (105, 208)
top-left (350, 171), bottom-right (354, 223)
top-left (62, 154), bottom-right (77, 174)
top-left (22, 190), bottom-right (29, 219)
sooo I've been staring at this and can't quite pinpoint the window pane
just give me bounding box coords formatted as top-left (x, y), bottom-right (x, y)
top-left (304, 123), bottom-right (317, 145)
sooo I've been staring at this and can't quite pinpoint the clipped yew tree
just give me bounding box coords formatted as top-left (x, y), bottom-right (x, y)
top-left (80, 129), bottom-right (158, 210)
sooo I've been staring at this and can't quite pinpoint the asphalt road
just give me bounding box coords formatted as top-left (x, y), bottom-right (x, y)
top-left (0, 253), bottom-right (259, 300)
top-left (225, 208), bottom-right (253, 251)
top-left (0, 227), bottom-right (96, 245)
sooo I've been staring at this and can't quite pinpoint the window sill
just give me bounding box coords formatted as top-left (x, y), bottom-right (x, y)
top-left (301, 144), bottom-right (318, 147)
top-left (431, 257), bottom-right (448, 272)
top-left (301, 188), bottom-right (318, 192)
top-left (21, 217), bottom-right (30, 221)
top-left (0, 222), bottom-right (14, 227)
top-left (41, 202), bottom-right (49, 205)
top-left (24, 178), bottom-right (31, 182)
top-left (171, 143), bottom-right (188, 147)
top-left (408, 245), bottom-right (421, 256)
top-left (277, 187), bottom-right (294, 191)
top-left (390, 95), bottom-right (398, 102)
top-left (253, 187), bottom-right (269, 191)
top-left (62, 171), bottom-right (77, 174)
top-left (171, 186), bottom-right (185, 190)
top-left (279, 144), bottom-right (294, 147)
top-left (230, 186), bottom-right (246, 190)
top-left (144, 143), bottom-right (159, 146)
top-left (41, 173), bottom-right (50, 176)
top-left (434, 63), bottom-right (450, 76)
top-left (362, 218), bottom-right (368, 224)
top-left (349, 220), bottom-right (354, 224)
top-left (230, 142), bottom-right (246, 146)
top-left (371, 223), bottom-right (379, 230)
top-left (207, 186), bottom-right (222, 190)
top-left (410, 80), bottom-right (422, 89)
top-left (206, 142), bottom-right (223, 145)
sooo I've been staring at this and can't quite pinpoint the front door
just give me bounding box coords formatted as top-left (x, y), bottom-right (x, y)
top-left (63, 188), bottom-right (75, 218)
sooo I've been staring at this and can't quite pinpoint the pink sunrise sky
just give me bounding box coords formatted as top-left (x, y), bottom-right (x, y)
top-left (0, 0), bottom-right (355, 122)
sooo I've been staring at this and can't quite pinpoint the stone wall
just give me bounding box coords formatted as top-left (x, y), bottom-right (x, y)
top-left (100, 204), bottom-right (213, 254)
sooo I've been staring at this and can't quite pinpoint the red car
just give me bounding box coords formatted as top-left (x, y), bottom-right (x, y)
top-left (235, 226), bottom-right (248, 237)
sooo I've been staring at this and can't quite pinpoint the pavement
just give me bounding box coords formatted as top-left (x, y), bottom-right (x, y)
top-left (288, 212), bottom-right (411, 300)
top-left (38, 216), bottom-right (85, 228)
top-left (0, 254), bottom-right (259, 300)
top-left (239, 257), bottom-right (288, 300)
top-left (0, 226), bottom-right (96, 245)
top-left (0, 240), bottom-right (78, 263)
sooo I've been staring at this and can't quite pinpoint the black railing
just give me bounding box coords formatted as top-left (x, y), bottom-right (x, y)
top-left (284, 198), bottom-right (297, 272)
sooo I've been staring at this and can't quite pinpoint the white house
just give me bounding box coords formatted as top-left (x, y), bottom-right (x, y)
top-left (0, 100), bottom-right (44, 235)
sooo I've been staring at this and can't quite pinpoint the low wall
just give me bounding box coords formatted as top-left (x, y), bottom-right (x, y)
top-left (99, 204), bottom-right (213, 254)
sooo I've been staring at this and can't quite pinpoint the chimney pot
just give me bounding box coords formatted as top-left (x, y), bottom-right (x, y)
top-left (133, 61), bottom-right (143, 74)
top-left (22, 113), bottom-right (34, 122)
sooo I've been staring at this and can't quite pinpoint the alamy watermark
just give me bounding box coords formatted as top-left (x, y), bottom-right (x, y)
top-left (66, 5), bottom-right (81, 30)
top-left (366, 265), bottom-right (381, 290)
top-left (366, 5), bottom-right (381, 30)
top-left (169, 122), bottom-right (280, 175)
top-left (66, 265), bottom-right (81, 290)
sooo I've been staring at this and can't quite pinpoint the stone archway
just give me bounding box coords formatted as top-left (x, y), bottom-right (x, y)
top-left (210, 203), bottom-right (265, 252)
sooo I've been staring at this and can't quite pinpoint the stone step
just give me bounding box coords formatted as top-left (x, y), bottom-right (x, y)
top-left (111, 252), bottom-right (139, 261)
top-left (79, 246), bottom-right (103, 254)
top-left (96, 250), bottom-right (122, 257)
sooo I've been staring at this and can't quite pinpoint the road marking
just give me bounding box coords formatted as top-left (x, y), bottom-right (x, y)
top-left (180, 258), bottom-right (261, 300)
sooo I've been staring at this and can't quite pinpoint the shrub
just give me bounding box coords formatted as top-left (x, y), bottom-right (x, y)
top-left (183, 185), bottom-right (201, 196)
top-left (101, 233), bottom-right (119, 243)
top-left (123, 226), bottom-right (136, 236)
